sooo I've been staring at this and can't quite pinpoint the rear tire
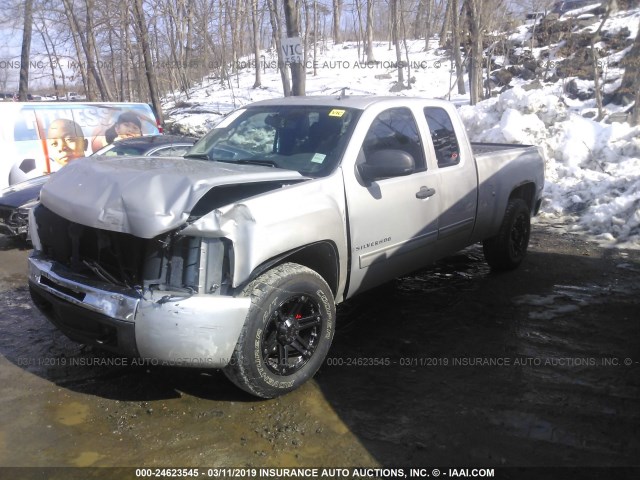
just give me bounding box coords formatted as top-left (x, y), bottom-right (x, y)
top-left (223, 263), bottom-right (335, 398)
top-left (483, 198), bottom-right (531, 271)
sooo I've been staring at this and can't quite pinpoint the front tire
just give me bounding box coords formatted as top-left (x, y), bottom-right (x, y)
top-left (223, 263), bottom-right (335, 398)
top-left (483, 198), bottom-right (531, 271)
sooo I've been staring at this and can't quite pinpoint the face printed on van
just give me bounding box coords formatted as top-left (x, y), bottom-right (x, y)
top-left (47, 119), bottom-right (88, 166)
top-left (115, 121), bottom-right (142, 141)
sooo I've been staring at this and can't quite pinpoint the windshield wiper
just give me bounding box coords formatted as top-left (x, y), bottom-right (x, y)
top-left (183, 153), bottom-right (210, 160)
top-left (220, 159), bottom-right (279, 168)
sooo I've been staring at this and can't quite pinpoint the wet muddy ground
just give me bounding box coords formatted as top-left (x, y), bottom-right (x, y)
top-left (0, 223), bottom-right (639, 477)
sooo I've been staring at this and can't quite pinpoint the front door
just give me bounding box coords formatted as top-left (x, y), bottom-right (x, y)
top-left (344, 107), bottom-right (441, 297)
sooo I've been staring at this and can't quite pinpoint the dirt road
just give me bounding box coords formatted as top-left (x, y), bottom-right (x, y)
top-left (0, 223), bottom-right (639, 478)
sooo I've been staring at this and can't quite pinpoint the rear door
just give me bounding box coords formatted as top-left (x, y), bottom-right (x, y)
top-left (423, 106), bottom-right (478, 252)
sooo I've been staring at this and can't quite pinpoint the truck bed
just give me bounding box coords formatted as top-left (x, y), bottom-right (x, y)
top-left (470, 142), bottom-right (545, 243)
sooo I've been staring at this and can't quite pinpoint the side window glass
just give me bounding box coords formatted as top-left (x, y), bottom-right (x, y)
top-left (362, 107), bottom-right (425, 172)
top-left (424, 107), bottom-right (460, 168)
top-left (154, 146), bottom-right (191, 157)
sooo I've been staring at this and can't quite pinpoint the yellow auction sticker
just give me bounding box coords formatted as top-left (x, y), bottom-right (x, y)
top-left (328, 109), bottom-right (345, 117)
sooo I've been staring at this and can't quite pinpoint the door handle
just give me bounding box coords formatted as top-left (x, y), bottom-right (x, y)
top-left (416, 186), bottom-right (436, 199)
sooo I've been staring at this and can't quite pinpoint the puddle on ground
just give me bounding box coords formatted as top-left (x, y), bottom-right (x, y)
top-left (53, 401), bottom-right (90, 426)
top-left (71, 451), bottom-right (104, 467)
top-left (512, 283), bottom-right (632, 320)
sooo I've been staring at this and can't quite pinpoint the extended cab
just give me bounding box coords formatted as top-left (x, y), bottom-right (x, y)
top-left (27, 96), bottom-right (544, 398)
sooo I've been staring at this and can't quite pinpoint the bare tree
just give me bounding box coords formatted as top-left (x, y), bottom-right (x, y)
top-left (332, 0), bottom-right (342, 45)
top-left (313, 0), bottom-right (319, 75)
top-left (365, 0), bottom-right (376, 62)
top-left (423, 0), bottom-right (434, 52)
top-left (251, 0), bottom-right (262, 88)
top-left (18, 0), bottom-right (34, 101)
top-left (611, 19), bottom-right (640, 117)
top-left (33, 19), bottom-right (61, 97)
top-left (57, 0), bottom-right (88, 96)
top-left (133, 0), bottom-right (163, 124)
top-left (466, 0), bottom-right (484, 104)
top-left (84, 0), bottom-right (113, 100)
top-left (451, 0), bottom-right (466, 94)
top-left (283, 0), bottom-right (305, 95)
top-left (60, 0), bottom-right (110, 100)
top-left (439, 0), bottom-right (452, 48)
top-left (390, 0), bottom-right (404, 89)
top-left (588, 1), bottom-right (613, 121)
top-left (267, 0), bottom-right (291, 96)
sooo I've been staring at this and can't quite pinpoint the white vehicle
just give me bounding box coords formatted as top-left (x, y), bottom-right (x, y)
top-left (0, 102), bottom-right (161, 188)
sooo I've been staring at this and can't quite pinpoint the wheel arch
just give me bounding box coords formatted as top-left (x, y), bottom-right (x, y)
top-left (235, 241), bottom-right (340, 297)
top-left (509, 182), bottom-right (537, 213)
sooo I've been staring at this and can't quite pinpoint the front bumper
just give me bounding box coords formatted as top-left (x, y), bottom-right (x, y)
top-left (28, 255), bottom-right (251, 367)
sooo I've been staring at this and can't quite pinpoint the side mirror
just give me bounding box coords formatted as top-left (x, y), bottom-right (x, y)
top-left (358, 149), bottom-right (415, 182)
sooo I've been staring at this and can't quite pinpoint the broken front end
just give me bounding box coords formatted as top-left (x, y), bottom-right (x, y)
top-left (28, 203), bottom-right (250, 367)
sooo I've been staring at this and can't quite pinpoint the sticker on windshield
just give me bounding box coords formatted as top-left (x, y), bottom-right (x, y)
top-left (311, 153), bottom-right (326, 163)
top-left (328, 109), bottom-right (345, 117)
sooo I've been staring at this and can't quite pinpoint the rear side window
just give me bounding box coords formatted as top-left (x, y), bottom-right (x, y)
top-left (424, 107), bottom-right (460, 168)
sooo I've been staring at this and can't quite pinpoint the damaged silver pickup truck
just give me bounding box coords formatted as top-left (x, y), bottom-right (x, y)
top-left (28, 96), bottom-right (544, 398)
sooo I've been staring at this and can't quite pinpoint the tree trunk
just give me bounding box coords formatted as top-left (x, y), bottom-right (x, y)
top-left (252, 0), bottom-right (262, 88)
top-left (120, 0), bottom-right (129, 101)
top-left (466, 0), bottom-right (484, 105)
top-left (391, 0), bottom-right (404, 88)
top-left (185, 0), bottom-right (194, 88)
top-left (84, 0), bottom-right (114, 101)
top-left (61, 0), bottom-right (110, 100)
top-left (611, 19), bottom-right (640, 107)
top-left (41, 19), bottom-right (66, 99)
top-left (60, 0), bottom-right (89, 97)
top-left (439, 0), bottom-right (451, 48)
top-left (590, 2), bottom-right (612, 121)
top-left (284, 0), bottom-right (305, 95)
top-left (354, 0), bottom-right (364, 61)
top-left (18, 0), bottom-right (33, 101)
top-left (414, 0), bottom-right (425, 39)
top-left (452, 0), bottom-right (465, 95)
top-left (36, 25), bottom-right (60, 98)
top-left (424, 0), bottom-right (433, 52)
top-left (313, 0), bottom-right (319, 75)
top-left (267, 0), bottom-right (291, 96)
top-left (332, 0), bottom-right (342, 45)
top-left (133, 0), bottom-right (164, 124)
top-left (365, 0), bottom-right (375, 62)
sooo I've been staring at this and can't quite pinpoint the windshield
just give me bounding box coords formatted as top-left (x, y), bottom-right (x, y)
top-left (185, 105), bottom-right (360, 177)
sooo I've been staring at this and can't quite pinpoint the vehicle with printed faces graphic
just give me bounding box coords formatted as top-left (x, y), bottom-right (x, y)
top-left (27, 96), bottom-right (545, 398)
top-left (0, 102), bottom-right (161, 189)
top-left (0, 134), bottom-right (196, 240)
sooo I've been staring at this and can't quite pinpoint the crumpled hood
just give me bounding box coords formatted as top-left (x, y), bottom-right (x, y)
top-left (39, 156), bottom-right (304, 238)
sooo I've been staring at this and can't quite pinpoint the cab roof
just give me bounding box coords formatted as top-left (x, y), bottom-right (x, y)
top-left (247, 95), bottom-right (451, 111)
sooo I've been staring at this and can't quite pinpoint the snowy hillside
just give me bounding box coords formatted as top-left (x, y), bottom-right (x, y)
top-left (163, 7), bottom-right (640, 249)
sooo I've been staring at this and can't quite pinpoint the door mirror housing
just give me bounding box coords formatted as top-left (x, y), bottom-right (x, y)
top-left (358, 149), bottom-right (415, 182)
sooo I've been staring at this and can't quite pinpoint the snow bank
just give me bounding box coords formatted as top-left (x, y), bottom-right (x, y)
top-left (459, 86), bottom-right (640, 248)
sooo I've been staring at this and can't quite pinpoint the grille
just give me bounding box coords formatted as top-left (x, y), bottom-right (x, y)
top-left (33, 204), bottom-right (200, 291)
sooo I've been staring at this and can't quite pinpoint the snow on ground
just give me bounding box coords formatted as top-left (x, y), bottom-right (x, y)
top-left (163, 11), bottom-right (640, 249)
